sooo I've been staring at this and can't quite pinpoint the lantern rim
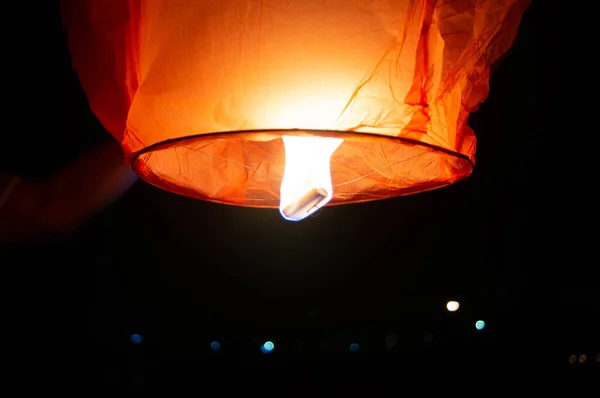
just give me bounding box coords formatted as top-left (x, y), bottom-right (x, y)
top-left (130, 129), bottom-right (473, 208)
top-left (131, 129), bottom-right (473, 166)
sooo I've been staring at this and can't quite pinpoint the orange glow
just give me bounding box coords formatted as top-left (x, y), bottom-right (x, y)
top-left (62, 0), bottom-right (530, 216)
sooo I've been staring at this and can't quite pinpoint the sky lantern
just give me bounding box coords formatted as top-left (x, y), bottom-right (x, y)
top-left (62, 0), bottom-right (530, 221)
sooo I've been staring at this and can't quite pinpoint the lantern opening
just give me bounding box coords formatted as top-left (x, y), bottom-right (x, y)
top-left (131, 130), bottom-right (474, 209)
top-left (279, 135), bottom-right (344, 221)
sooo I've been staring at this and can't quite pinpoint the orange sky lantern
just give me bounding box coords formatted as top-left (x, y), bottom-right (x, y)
top-left (62, 0), bottom-right (530, 221)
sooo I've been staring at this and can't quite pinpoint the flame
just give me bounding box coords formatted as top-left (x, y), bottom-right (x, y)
top-left (279, 135), bottom-right (344, 221)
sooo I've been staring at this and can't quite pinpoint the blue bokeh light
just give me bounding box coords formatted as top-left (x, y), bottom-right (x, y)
top-left (475, 320), bottom-right (486, 330)
top-left (131, 334), bottom-right (142, 344)
top-left (261, 341), bottom-right (275, 354)
top-left (210, 341), bottom-right (221, 351)
top-left (349, 343), bottom-right (360, 353)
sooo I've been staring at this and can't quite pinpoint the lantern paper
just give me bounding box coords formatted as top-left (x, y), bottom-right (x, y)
top-left (62, 0), bottom-right (529, 210)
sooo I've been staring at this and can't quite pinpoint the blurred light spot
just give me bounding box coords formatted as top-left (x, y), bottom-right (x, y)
top-left (130, 334), bottom-right (142, 344)
top-left (210, 341), bottom-right (220, 351)
top-left (569, 355), bottom-right (577, 364)
top-left (424, 333), bottom-right (434, 342)
top-left (384, 333), bottom-right (398, 350)
top-left (475, 320), bottom-right (486, 330)
top-left (261, 341), bottom-right (274, 354)
top-left (579, 354), bottom-right (587, 363)
top-left (446, 301), bottom-right (460, 312)
top-left (596, 354), bottom-right (599, 362)
top-left (349, 343), bottom-right (359, 353)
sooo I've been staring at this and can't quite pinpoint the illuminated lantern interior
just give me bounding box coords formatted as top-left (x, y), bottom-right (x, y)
top-left (62, 0), bottom-right (530, 221)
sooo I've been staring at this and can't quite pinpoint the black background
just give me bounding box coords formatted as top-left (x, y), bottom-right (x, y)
top-left (1, 0), bottom-right (597, 389)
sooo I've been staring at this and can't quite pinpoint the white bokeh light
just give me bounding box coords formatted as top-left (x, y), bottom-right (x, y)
top-left (446, 301), bottom-right (460, 312)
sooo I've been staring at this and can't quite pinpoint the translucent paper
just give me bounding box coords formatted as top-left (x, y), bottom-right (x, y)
top-left (62, 0), bottom-right (530, 207)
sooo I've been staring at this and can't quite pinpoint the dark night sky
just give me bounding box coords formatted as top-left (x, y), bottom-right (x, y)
top-left (1, 0), bottom-right (597, 385)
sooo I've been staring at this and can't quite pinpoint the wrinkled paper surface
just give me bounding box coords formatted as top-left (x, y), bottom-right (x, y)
top-left (63, 0), bottom-right (529, 207)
